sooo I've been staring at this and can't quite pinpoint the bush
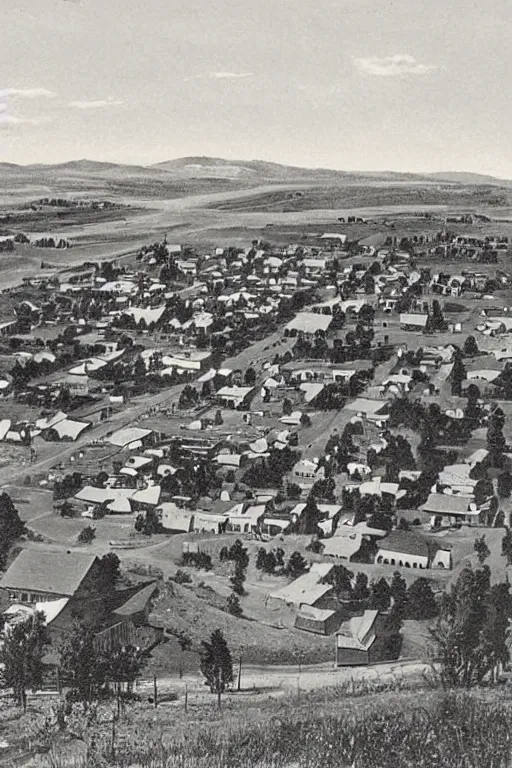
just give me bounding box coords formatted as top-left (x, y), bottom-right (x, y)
top-left (77, 525), bottom-right (96, 544)
top-left (226, 593), bottom-right (243, 617)
top-left (173, 569), bottom-right (192, 584)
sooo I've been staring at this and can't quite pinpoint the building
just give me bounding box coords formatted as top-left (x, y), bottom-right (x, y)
top-left (295, 606), bottom-right (341, 635)
top-left (335, 610), bottom-right (399, 666)
top-left (1, 550), bottom-right (99, 604)
top-left (421, 493), bottom-right (486, 527)
top-left (400, 313), bottom-right (428, 331)
top-left (375, 531), bottom-right (452, 570)
top-left (216, 386), bottom-right (255, 409)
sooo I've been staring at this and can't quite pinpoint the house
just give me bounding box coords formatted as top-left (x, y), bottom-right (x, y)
top-left (375, 530), bottom-right (452, 569)
top-left (344, 398), bottom-right (389, 424)
top-left (421, 493), bottom-right (486, 527)
top-left (335, 610), bottom-right (399, 666)
top-left (0, 550), bottom-right (99, 604)
top-left (157, 503), bottom-right (194, 533)
top-left (400, 313), bottom-right (428, 331)
top-left (320, 233), bottom-right (347, 246)
top-left (285, 313), bottom-right (332, 336)
top-left (107, 427), bottom-right (153, 449)
top-left (295, 606), bottom-right (341, 635)
top-left (267, 562), bottom-right (334, 611)
top-left (216, 386), bottom-right (255, 409)
top-left (226, 502), bottom-right (266, 533)
top-left (291, 458), bottom-right (325, 488)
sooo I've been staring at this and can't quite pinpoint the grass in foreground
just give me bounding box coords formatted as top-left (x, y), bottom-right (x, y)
top-left (20, 685), bottom-right (512, 768)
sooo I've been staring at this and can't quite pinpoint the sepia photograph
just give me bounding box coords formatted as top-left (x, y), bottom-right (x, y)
top-left (0, 0), bottom-right (512, 765)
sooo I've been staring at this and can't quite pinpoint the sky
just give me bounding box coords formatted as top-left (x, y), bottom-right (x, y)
top-left (1, 0), bottom-right (511, 176)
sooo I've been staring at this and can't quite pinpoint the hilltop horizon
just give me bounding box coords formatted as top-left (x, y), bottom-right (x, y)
top-left (0, 156), bottom-right (510, 186)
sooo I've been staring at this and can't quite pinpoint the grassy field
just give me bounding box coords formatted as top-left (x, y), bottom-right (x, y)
top-left (3, 685), bottom-right (512, 767)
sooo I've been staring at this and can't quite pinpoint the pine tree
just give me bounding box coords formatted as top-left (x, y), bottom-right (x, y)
top-left (463, 335), bottom-right (479, 357)
top-left (474, 535), bottom-right (491, 564)
top-left (369, 578), bottom-right (391, 611)
top-left (353, 572), bottom-right (370, 601)
top-left (390, 571), bottom-right (408, 619)
top-left (406, 578), bottom-right (438, 619)
top-left (199, 629), bottom-right (233, 703)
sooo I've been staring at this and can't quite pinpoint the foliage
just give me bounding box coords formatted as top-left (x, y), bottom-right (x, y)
top-left (502, 528), bottom-right (512, 565)
top-left (97, 552), bottom-right (121, 592)
top-left (77, 525), bottom-right (96, 544)
top-left (474, 535), bottom-right (491, 564)
top-left (463, 335), bottom-right (479, 356)
top-left (406, 578), bottom-right (438, 619)
top-left (285, 551), bottom-right (309, 578)
top-left (432, 565), bottom-right (512, 688)
top-left (0, 492), bottom-right (27, 569)
top-left (226, 592), bottom-right (243, 617)
top-left (181, 551), bottom-right (212, 571)
top-left (353, 572), bottom-right (370, 601)
top-left (0, 612), bottom-right (49, 708)
top-left (369, 577), bottom-right (392, 611)
top-left (60, 623), bottom-right (107, 703)
top-left (199, 629), bottom-right (233, 695)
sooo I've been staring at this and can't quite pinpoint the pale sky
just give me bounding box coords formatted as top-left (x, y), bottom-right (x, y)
top-left (1, 0), bottom-right (511, 176)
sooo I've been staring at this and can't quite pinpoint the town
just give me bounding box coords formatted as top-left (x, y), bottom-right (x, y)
top-left (0, 198), bottom-right (512, 761)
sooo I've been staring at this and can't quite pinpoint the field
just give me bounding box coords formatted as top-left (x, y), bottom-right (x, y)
top-left (3, 683), bottom-right (512, 767)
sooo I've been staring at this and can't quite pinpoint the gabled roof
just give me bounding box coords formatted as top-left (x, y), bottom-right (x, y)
top-left (1, 550), bottom-right (97, 597)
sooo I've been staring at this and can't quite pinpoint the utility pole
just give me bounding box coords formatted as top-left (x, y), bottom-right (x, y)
top-left (153, 674), bottom-right (158, 709)
top-left (185, 684), bottom-right (188, 713)
top-left (237, 646), bottom-right (243, 692)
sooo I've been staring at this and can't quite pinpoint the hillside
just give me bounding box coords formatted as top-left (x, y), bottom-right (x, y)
top-left (0, 156), bottom-right (509, 187)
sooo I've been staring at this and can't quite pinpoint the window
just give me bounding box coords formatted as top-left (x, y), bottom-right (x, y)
top-left (21, 593), bottom-right (28, 602)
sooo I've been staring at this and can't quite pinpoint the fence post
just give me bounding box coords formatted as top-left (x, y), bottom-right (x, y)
top-left (153, 675), bottom-right (158, 709)
top-left (185, 684), bottom-right (188, 713)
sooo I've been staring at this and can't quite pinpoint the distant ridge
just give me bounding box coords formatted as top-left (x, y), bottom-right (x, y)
top-left (0, 156), bottom-right (509, 186)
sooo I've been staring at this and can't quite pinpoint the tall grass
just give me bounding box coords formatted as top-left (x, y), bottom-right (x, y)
top-left (74, 690), bottom-right (512, 768)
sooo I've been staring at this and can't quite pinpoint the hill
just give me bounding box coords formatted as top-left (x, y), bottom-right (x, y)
top-left (1, 156), bottom-right (509, 187)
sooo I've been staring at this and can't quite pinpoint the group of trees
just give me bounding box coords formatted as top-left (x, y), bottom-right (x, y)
top-left (220, 540), bottom-right (249, 613)
top-left (432, 564), bottom-right (512, 688)
top-left (324, 566), bottom-right (438, 624)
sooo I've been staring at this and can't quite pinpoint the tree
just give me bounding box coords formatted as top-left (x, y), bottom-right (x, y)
top-left (0, 612), bottom-right (49, 710)
top-left (97, 552), bottom-right (121, 592)
top-left (244, 367), bottom-right (256, 386)
top-left (282, 398), bottom-right (293, 417)
top-left (353, 572), bottom-right (370, 601)
top-left (108, 644), bottom-right (145, 694)
top-left (451, 351), bottom-right (467, 396)
top-left (0, 492), bottom-right (27, 569)
top-left (406, 578), bottom-right (438, 619)
top-left (390, 571), bottom-right (408, 619)
top-left (77, 525), bottom-right (96, 544)
top-left (231, 561), bottom-right (246, 596)
top-left (325, 564), bottom-right (353, 597)
top-left (498, 473), bottom-right (512, 499)
top-left (488, 410), bottom-right (507, 467)
top-left (169, 630), bottom-right (192, 679)
top-left (464, 335), bottom-right (479, 357)
top-left (502, 528), bottom-right (512, 565)
top-left (60, 623), bottom-right (107, 704)
top-left (474, 535), bottom-right (491, 564)
top-left (286, 551), bottom-right (308, 578)
top-left (133, 356), bottom-right (146, 381)
top-left (431, 565), bottom-right (512, 687)
top-left (199, 629), bottom-right (233, 704)
top-left (295, 495), bottom-right (322, 535)
top-left (214, 409), bottom-right (223, 426)
top-left (300, 413), bottom-right (312, 428)
top-left (369, 578), bottom-right (391, 611)
top-left (226, 593), bottom-right (243, 617)
top-left (287, 483), bottom-right (302, 500)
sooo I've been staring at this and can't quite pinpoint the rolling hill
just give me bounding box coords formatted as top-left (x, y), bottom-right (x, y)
top-left (0, 156), bottom-right (508, 186)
